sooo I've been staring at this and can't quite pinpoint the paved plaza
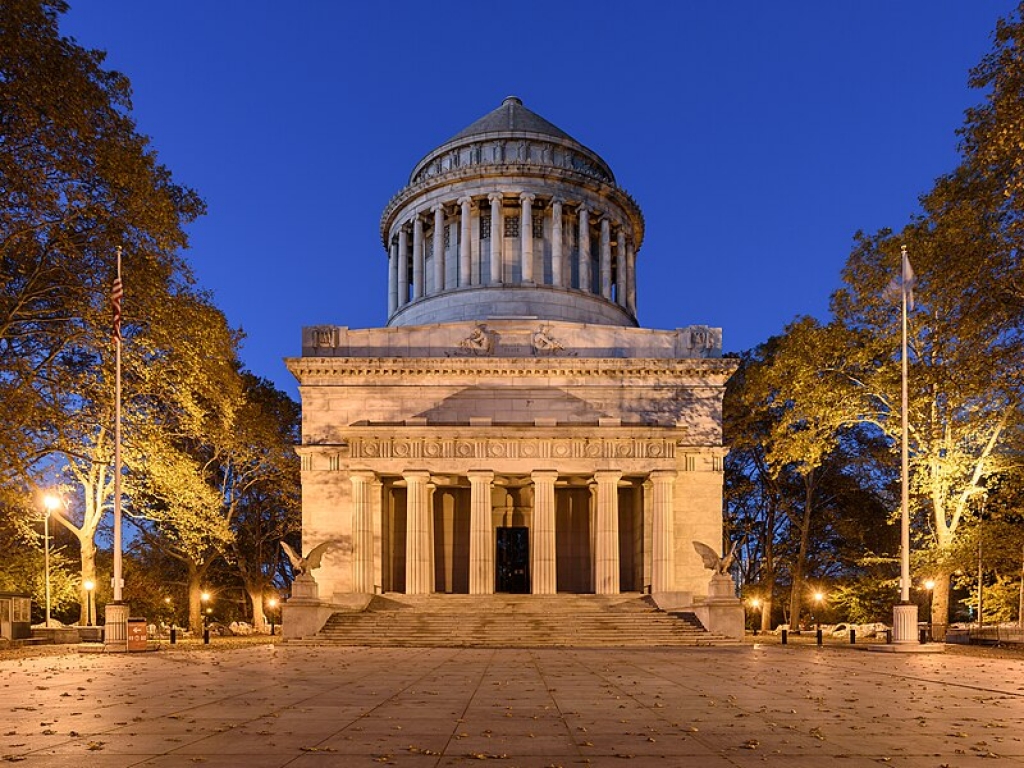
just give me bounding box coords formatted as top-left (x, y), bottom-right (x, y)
top-left (3, 643), bottom-right (1024, 767)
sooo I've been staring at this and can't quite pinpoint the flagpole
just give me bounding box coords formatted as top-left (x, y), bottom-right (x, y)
top-left (113, 246), bottom-right (123, 604)
top-left (104, 246), bottom-right (129, 649)
top-left (893, 244), bottom-right (918, 644)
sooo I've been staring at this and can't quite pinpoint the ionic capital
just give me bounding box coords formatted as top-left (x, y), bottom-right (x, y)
top-left (519, 192), bottom-right (536, 204)
top-left (488, 192), bottom-right (504, 204)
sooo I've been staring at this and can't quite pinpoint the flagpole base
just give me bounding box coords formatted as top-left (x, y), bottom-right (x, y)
top-left (892, 602), bottom-right (919, 644)
top-left (104, 601), bottom-right (130, 651)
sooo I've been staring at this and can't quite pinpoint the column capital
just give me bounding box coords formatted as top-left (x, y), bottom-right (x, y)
top-left (467, 469), bottom-right (495, 482)
top-left (457, 195), bottom-right (474, 206)
top-left (577, 203), bottom-right (588, 215)
top-left (551, 196), bottom-right (564, 206)
top-left (488, 192), bottom-right (504, 203)
top-left (432, 202), bottom-right (445, 214)
top-left (402, 470), bottom-right (431, 482)
top-left (530, 469), bottom-right (559, 482)
top-left (593, 469), bottom-right (623, 484)
top-left (519, 191), bottom-right (536, 204)
top-left (350, 469), bottom-right (377, 482)
top-left (649, 469), bottom-right (677, 482)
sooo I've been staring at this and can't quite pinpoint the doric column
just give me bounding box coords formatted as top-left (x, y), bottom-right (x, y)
top-left (616, 229), bottom-right (628, 308)
top-left (594, 470), bottom-right (622, 594)
top-left (530, 470), bottom-right (558, 595)
top-left (520, 192), bottom-right (535, 283)
top-left (627, 240), bottom-right (637, 315)
top-left (387, 238), bottom-right (398, 316)
top-left (350, 470), bottom-right (376, 594)
top-left (397, 225), bottom-right (409, 308)
top-left (432, 203), bottom-right (445, 293)
top-left (403, 470), bottom-right (432, 594)
top-left (458, 196), bottom-right (473, 287)
top-left (412, 215), bottom-right (424, 300)
top-left (488, 193), bottom-right (503, 284)
top-left (650, 470), bottom-right (676, 594)
top-left (550, 198), bottom-right (564, 288)
top-left (600, 216), bottom-right (612, 299)
top-left (578, 205), bottom-right (591, 293)
top-left (468, 470), bottom-right (495, 594)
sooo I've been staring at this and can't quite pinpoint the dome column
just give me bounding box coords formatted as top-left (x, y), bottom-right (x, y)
top-left (488, 192), bottom-right (503, 285)
top-left (412, 214), bottom-right (425, 300)
top-left (520, 192), bottom-right (536, 283)
top-left (432, 204), bottom-right (445, 294)
top-left (397, 225), bottom-right (409, 308)
top-left (550, 198), bottom-right (564, 288)
top-left (627, 239), bottom-right (637, 315)
top-left (578, 205), bottom-right (591, 293)
top-left (387, 237), bottom-right (398, 315)
top-left (616, 229), bottom-right (628, 308)
top-left (600, 216), bottom-right (612, 299)
top-left (458, 196), bottom-right (473, 287)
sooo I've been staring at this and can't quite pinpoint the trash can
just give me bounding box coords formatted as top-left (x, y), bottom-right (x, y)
top-left (127, 617), bottom-right (148, 652)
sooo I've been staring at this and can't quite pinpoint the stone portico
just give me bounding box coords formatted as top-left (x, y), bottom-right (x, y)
top-left (286, 97), bottom-right (740, 638)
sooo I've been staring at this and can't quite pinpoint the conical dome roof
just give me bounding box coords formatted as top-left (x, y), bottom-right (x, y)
top-left (447, 96), bottom-right (576, 144)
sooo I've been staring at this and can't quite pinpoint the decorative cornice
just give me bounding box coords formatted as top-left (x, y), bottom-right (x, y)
top-left (287, 356), bottom-right (738, 384)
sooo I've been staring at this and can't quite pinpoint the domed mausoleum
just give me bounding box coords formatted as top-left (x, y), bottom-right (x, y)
top-left (286, 98), bottom-right (741, 639)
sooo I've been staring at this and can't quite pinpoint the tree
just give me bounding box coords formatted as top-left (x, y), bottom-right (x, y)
top-left (1, 0), bottom-right (204, 619)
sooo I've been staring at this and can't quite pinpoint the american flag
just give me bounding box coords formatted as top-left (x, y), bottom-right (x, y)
top-left (111, 274), bottom-right (123, 343)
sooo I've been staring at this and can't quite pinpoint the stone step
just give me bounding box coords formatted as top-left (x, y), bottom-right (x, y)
top-left (303, 595), bottom-right (737, 647)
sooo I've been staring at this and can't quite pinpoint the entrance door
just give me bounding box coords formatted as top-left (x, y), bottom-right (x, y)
top-left (496, 527), bottom-right (530, 593)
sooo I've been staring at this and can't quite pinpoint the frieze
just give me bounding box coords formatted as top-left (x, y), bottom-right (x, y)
top-left (347, 436), bottom-right (676, 461)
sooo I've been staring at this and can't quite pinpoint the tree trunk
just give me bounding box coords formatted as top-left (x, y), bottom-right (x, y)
top-left (247, 587), bottom-right (267, 633)
top-left (187, 563), bottom-right (203, 634)
top-left (79, 540), bottom-right (97, 625)
top-left (931, 569), bottom-right (951, 640)
top-left (787, 474), bottom-right (815, 630)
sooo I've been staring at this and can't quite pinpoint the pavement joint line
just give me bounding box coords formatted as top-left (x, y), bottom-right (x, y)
top-left (433, 648), bottom-right (495, 764)
top-left (527, 648), bottom-right (588, 763)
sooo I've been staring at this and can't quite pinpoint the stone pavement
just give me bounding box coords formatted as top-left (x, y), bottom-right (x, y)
top-left (2, 642), bottom-right (1024, 767)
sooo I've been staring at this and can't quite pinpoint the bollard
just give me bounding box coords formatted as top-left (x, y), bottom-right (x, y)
top-left (919, 628), bottom-right (927, 644)
top-left (781, 629), bottom-right (788, 645)
top-left (849, 629), bottom-right (856, 645)
top-left (270, 622), bottom-right (275, 636)
top-left (203, 628), bottom-right (210, 645)
top-left (885, 628), bottom-right (892, 644)
top-left (816, 628), bottom-right (823, 646)
top-left (170, 627), bottom-right (177, 644)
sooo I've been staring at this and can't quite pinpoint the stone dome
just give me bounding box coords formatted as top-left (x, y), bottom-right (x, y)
top-left (380, 98), bottom-right (644, 328)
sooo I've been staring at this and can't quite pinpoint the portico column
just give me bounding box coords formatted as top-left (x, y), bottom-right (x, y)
top-left (350, 470), bottom-right (376, 594)
top-left (432, 203), bottom-right (445, 293)
top-left (616, 230), bottom-right (628, 308)
top-left (578, 205), bottom-right (591, 293)
top-left (488, 192), bottom-right (503, 284)
top-left (626, 240), bottom-right (637, 315)
top-left (600, 217), bottom-right (612, 299)
top-left (594, 470), bottom-right (622, 594)
top-left (387, 239), bottom-right (398, 316)
top-left (403, 470), bottom-right (432, 594)
top-left (520, 192), bottom-right (535, 283)
top-left (412, 215), bottom-right (424, 300)
top-left (468, 470), bottom-right (495, 594)
top-left (550, 198), bottom-right (564, 287)
top-left (530, 470), bottom-right (558, 594)
top-left (650, 470), bottom-right (676, 594)
top-left (397, 225), bottom-right (409, 307)
top-left (458, 196), bottom-right (473, 286)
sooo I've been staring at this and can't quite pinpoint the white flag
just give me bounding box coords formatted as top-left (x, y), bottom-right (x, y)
top-left (901, 246), bottom-right (915, 311)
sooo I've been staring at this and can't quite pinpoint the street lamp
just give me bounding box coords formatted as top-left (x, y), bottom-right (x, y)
top-left (83, 580), bottom-right (95, 627)
top-left (41, 494), bottom-right (64, 628)
top-left (267, 596), bottom-right (279, 636)
top-left (924, 579), bottom-right (935, 642)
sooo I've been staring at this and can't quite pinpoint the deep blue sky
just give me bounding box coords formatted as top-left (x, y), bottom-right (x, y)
top-left (61, 2), bottom-right (1015, 397)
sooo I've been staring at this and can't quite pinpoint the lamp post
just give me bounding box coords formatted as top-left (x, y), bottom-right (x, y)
top-left (267, 597), bottom-right (279, 636)
top-left (813, 591), bottom-right (825, 645)
top-left (83, 580), bottom-right (95, 627)
top-left (924, 579), bottom-right (935, 642)
top-left (41, 494), bottom-right (64, 628)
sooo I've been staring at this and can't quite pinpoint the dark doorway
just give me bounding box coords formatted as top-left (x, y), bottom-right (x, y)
top-left (496, 526), bottom-right (530, 593)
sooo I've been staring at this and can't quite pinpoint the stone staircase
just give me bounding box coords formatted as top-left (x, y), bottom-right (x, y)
top-left (302, 593), bottom-right (738, 647)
